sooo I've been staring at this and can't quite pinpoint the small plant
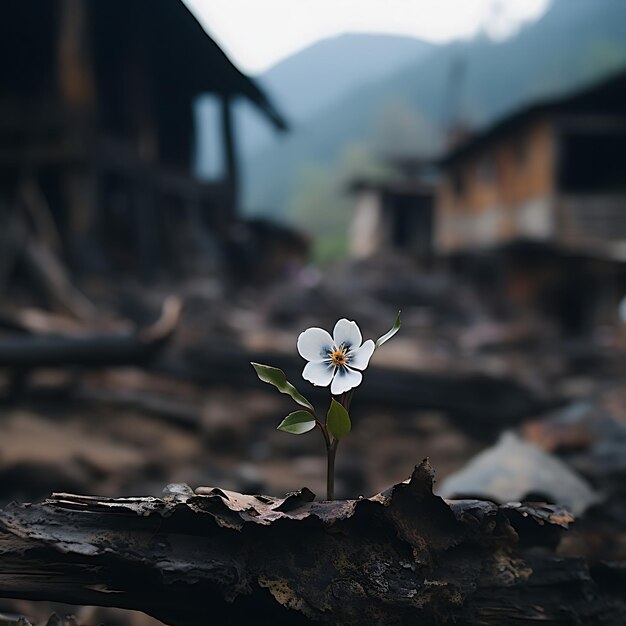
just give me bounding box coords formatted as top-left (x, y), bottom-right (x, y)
top-left (252, 312), bottom-right (401, 500)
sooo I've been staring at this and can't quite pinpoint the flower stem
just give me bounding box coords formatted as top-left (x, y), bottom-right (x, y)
top-left (325, 390), bottom-right (353, 500)
top-left (326, 439), bottom-right (338, 500)
top-left (317, 421), bottom-right (330, 448)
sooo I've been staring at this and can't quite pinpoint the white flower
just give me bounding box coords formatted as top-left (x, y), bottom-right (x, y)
top-left (297, 319), bottom-right (375, 395)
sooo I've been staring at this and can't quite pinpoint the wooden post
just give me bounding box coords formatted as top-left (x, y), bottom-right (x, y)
top-left (57, 0), bottom-right (99, 273)
top-left (133, 177), bottom-right (157, 281)
top-left (220, 93), bottom-right (238, 224)
top-left (62, 168), bottom-right (100, 272)
top-left (57, 0), bottom-right (96, 110)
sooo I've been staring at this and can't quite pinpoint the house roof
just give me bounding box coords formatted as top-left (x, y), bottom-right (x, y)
top-left (441, 68), bottom-right (626, 167)
top-left (154, 0), bottom-right (288, 131)
top-left (0, 0), bottom-right (287, 132)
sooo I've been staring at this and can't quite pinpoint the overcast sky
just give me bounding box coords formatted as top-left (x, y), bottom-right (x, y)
top-left (185, 0), bottom-right (550, 74)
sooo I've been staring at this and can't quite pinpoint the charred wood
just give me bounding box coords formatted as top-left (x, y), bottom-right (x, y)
top-left (0, 298), bottom-right (181, 400)
top-left (0, 297), bottom-right (180, 370)
top-left (0, 461), bottom-right (621, 625)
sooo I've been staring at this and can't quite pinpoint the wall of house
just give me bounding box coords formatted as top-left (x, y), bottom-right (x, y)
top-left (349, 188), bottom-right (435, 260)
top-left (436, 116), bottom-right (556, 253)
top-left (349, 190), bottom-right (385, 259)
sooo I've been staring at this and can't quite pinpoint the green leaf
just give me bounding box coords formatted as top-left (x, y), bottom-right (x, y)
top-left (251, 363), bottom-right (314, 412)
top-left (326, 399), bottom-right (351, 440)
top-left (277, 410), bottom-right (317, 435)
top-left (376, 310), bottom-right (401, 348)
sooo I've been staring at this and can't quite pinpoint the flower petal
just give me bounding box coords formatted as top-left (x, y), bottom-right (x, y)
top-left (302, 360), bottom-right (335, 387)
top-left (331, 366), bottom-right (362, 395)
top-left (333, 319), bottom-right (362, 350)
top-left (349, 339), bottom-right (375, 370)
top-left (297, 327), bottom-right (334, 361)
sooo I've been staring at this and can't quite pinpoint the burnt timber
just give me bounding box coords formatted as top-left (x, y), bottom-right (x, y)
top-left (0, 462), bottom-right (623, 625)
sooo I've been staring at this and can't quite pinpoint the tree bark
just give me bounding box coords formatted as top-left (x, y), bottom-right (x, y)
top-left (0, 461), bottom-right (622, 625)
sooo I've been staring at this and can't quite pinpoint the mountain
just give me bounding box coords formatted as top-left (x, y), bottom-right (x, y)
top-left (241, 0), bottom-right (626, 228)
top-left (234, 34), bottom-right (435, 159)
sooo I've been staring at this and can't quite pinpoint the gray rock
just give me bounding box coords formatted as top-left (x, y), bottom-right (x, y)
top-left (437, 431), bottom-right (597, 516)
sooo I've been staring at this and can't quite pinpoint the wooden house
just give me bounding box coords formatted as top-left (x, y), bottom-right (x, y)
top-left (0, 0), bottom-right (287, 279)
top-left (437, 70), bottom-right (626, 334)
top-left (348, 158), bottom-right (436, 261)
top-left (437, 70), bottom-right (626, 257)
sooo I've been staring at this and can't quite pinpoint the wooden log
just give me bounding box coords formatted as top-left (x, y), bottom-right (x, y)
top-left (0, 297), bottom-right (180, 369)
top-left (0, 461), bottom-right (622, 625)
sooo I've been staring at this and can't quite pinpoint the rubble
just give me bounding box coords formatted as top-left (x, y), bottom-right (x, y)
top-left (0, 250), bottom-right (625, 623)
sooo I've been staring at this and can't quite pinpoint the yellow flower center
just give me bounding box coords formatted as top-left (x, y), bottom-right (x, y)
top-left (330, 348), bottom-right (348, 367)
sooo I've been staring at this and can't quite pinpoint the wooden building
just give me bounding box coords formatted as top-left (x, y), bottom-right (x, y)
top-left (437, 70), bottom-right (626, 257)
top-left (0, 0), bottom-right (286, 279)
top-left (436, 70), bottom-right (626, 335)
top-left (348, 158), bottom-right (436, 261)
